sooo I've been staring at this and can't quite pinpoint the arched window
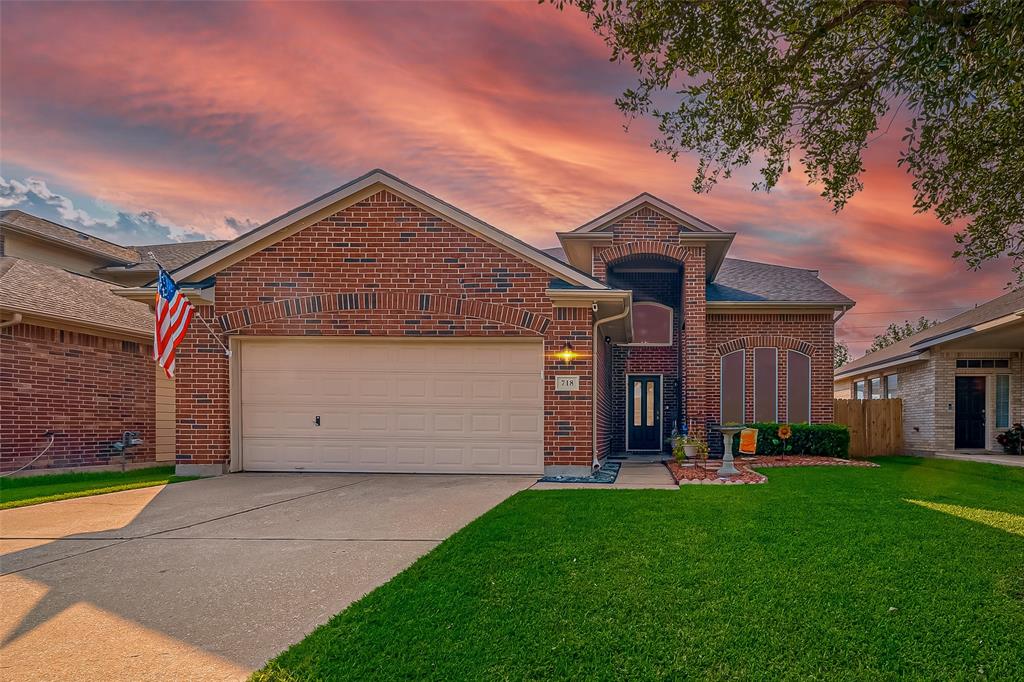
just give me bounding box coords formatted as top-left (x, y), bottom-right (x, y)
top-left (721, 350), bottom-right (745, 424)
top-left (754, 347), bottom-right (778, 422)
top-left (787, 350), bottom-right (811, 423)
top-left (628, 302), bottom-right (673, 346)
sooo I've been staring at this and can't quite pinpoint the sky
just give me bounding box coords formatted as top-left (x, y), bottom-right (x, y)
top-left (0, 1), bottom-right (1012, 355)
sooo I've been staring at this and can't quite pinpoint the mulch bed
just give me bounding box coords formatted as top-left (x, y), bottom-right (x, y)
top-left (666, 455), bottom-right (878, 486)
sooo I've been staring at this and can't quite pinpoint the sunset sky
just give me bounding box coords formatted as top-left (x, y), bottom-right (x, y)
top-left (0, 1), bottom-right (1012, 355)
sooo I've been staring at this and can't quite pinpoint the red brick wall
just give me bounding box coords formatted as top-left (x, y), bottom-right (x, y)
top-left (595, 337), bottom-right (614, 459)
top-left (705, 313), bottom-right (835, 427)
top-left (174, 190), bottom-right (596, 469)
top-left (0, 323), bottom-right (155, 472)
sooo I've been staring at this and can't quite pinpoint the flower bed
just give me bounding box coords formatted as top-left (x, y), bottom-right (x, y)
top-left (666, 459), bottom-right (766, 485)
top-left (666, 455), bottom-right (877, 486)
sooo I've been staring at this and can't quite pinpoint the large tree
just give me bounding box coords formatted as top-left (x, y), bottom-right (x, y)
top-left (554, 0), bottom-right (1024, 281)
top-left (834, 340), bottom-right (852, 369)
top-left (866, 316), bottom-right (938, 353)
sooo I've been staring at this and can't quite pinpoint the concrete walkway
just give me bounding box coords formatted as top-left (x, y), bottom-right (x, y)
top-left (923, 452), bottom-right (1024, 468)
top-left (0, 473), bottom-right (532, 681)
top-left (611, 461), bottom-right (678, 489)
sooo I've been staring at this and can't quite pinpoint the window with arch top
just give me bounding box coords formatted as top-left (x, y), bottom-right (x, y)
top-left (786, 350), bottom-right (811, 423)
top-left (626, 302), bottom-right (673, 346)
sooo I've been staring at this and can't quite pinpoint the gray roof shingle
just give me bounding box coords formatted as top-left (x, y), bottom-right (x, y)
top-left (96, 240), bottom-right (230, 273)
top-left (0, 256), bottom-right (152, 336)
top-left (707, 258), bottom-right (853, 305)
top-left (837, 288), bottom-right (1024, 376)
top-left (543, 248), bottom-right (852, 306)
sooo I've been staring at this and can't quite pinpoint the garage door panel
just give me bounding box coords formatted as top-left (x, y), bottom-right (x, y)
top-left (240, 340), bottom-right (543, 473)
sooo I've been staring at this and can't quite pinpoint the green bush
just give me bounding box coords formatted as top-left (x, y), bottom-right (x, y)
top-left (730, 423), bottom-right (851, 458)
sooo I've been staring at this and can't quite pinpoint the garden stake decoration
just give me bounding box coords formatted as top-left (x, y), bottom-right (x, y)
top-left (778, 424), bottom-right (792, 460)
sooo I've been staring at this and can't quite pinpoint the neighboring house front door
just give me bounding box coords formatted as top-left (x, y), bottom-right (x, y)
top-left (954, 376), bottom-right (986, 449)
top-left (627, 375), bottom-right (662, 451)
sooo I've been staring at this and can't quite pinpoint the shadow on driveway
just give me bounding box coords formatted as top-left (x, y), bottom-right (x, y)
top-left (0, 472), bottom-right (533, 681)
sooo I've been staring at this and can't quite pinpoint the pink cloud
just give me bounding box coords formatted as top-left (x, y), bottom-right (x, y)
top-left (0, 1), bottom-right (1012, 355)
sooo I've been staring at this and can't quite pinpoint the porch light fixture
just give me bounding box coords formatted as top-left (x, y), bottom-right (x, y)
top-left (557, 342), bottom-right (577, 365)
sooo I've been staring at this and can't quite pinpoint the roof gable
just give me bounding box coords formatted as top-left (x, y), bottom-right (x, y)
top-left (169, 170), bottom-right (607, 290)
top-left (0, 209), bottom-right (139, 264)
top-left (570, 193), bottom-right (722, 234)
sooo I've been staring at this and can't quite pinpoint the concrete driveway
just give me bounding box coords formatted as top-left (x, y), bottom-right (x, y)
top-left (0, 473), bottom-right (533, 681)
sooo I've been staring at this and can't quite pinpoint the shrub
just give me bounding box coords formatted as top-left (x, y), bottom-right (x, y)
top-left (730, 423), bottom-right (851, 458)
top-left (995, 424), bottom-right (1023, 455)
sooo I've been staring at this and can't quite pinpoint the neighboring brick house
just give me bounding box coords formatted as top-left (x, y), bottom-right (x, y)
top-left (835, 289), bottom-right (1024, 455)
top-left (0, 210), bottom-right (224, 472)
top-left (122, 170), bottom-right (853, 477)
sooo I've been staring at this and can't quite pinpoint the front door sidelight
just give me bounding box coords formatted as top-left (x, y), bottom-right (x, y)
top-left (627, 375), bottom-right (662, 451)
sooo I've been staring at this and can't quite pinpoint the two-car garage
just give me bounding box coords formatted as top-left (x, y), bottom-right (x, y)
top-left (236, 339), bottom-right (544, 474)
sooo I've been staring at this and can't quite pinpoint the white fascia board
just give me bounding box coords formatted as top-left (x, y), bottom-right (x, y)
top-left (572, 194), bottom-right (722, 233)
top-left (834, 351), bottom-right (930, 381)
top-left (909, 311), bottom-right (1024, 349)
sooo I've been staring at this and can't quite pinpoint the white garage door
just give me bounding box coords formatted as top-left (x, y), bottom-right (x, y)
top-left (238, 339), bottom-right (544, 473)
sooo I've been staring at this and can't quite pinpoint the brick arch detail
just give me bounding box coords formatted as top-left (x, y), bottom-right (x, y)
top-left (598, 240), bottom-right (698, 265)
top-left (716, 335), bottom-right (817, 357)
top-left (217, 291), bottom-right (552, 335)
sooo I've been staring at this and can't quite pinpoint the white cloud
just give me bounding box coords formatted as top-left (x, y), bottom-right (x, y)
top-left (0, 175), bottom-right (252, 245)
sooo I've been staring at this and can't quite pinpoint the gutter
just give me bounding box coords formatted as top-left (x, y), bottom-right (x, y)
top-left (591, 297), bottom-right (632, 469)
top-left (0, 312), bottom-right (23, 329)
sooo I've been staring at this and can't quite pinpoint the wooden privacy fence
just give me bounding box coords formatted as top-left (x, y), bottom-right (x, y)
top-left (833, 399), bottom-right (903, 457)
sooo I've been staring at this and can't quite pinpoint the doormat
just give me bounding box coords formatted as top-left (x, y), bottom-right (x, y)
top-left (538, 461), bottom-right (620, 484)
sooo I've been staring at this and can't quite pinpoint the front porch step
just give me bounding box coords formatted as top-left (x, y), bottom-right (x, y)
top-left (608, 453), bottom-right (670, 463)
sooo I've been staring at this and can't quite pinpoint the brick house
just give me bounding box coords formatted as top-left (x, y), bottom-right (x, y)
top-left (119, 170), bottom-right (853, 477)
top-left (835, 289), bottom-right (1024, 455)
top-left (0, 210), bottom-right (223, 473)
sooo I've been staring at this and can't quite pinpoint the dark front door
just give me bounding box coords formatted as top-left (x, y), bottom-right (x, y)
top-left (627, 375), bottom-right (662, 450)
top-left (955, 376), bottom-right (986, 449)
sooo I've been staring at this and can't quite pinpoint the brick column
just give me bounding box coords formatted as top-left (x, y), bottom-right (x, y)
top-left (174, 305), bottom-right (231, 475)
top-left (543, 306), bottom-right (594, 476)
top-left (682, 247), bottom-right (707, 438)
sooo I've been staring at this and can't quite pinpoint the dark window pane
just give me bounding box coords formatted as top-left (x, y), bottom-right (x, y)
top-left (996, 359), bottom-right (1009, 368)
top-left (632, 303), bottom-right (672, 344)
top-left (870, 377), bottom-right (882, 399)
top-left (885, 374), bottom-right (898, 398)
top-left (754, 348), bottom-right (777, 422)
top-left (854, 381), bottom-right (865, 399)
top-left (720, 350), bottom-right (744, 424)
top-left (787, 351), bottom-right (811, 423)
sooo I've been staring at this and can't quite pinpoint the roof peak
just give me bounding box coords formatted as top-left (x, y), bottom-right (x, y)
top-left (570, 193), bottom-right (723, 234)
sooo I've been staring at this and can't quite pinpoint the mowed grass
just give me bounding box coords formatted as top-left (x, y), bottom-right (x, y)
top-left (255, 457), bottom-right (1024, 681)
top-left (0, 466), bottom-right (196, 509)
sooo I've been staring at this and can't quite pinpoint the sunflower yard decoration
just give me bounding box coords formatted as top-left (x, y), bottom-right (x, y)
top-left (777, 424), bottom-right (793, 459)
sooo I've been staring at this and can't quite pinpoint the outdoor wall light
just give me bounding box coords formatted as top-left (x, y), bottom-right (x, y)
top-left (557, 342), bottom-right (577, 365)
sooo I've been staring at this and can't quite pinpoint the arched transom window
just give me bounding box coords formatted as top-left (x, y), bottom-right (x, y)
top-left (628, 302), bottom-right (673, 346)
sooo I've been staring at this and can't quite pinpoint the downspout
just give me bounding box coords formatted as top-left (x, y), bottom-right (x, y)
top-left (0, 312), bottom-right (23, 329)
top-left (592, 298), bottom-right (632, 469)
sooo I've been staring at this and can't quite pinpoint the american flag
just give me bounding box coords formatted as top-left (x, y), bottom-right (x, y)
top-left (154, 267), bottom-right (195, 378)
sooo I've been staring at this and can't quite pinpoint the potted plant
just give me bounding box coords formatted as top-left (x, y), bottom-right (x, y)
top-left (673, 434), bottom-right (708, 462)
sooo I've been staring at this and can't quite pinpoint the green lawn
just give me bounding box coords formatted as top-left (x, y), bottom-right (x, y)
top-left (254, 457), bottom-right (1024, 680)
top-left (0, 466), bottom-right (196, 509)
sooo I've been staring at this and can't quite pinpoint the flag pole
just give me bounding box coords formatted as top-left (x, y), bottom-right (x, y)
top-left (147, 252), bottom-right (231, 357)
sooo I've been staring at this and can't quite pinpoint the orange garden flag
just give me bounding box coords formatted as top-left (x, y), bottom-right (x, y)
top-left (739, 428), bottom-right (758, 455)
